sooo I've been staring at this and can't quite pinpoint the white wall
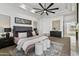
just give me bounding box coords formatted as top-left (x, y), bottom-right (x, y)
top-left (0, 4), bottom-right (38, 29)
top-left (38, 12), bottom-right (76, 37)
top-left (38, 16), bottom-right (64, 37)
top-left (0, 14), bottom-right (10, 28)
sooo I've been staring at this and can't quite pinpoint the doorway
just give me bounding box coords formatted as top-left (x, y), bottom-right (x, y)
top-left (65, 22), bottom-right (78, 55)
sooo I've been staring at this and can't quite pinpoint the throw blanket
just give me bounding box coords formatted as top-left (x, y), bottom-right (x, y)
top-left (16, 35), bottom-right (48, 52)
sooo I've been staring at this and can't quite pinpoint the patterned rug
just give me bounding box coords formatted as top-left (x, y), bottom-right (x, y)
top-left (16, 41), bottom-right (64, 56)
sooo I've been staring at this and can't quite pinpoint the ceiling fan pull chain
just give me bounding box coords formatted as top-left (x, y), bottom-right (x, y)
top-left (44, 3), bottom-right (46, 9)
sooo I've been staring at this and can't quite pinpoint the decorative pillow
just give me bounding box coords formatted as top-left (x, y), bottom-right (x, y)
top-left (18, 32), bottom-right (27, 38)
top-left (27, 31), bottom-right (33, 37)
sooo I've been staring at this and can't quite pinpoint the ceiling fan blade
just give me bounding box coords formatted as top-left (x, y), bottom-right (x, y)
top-left (46, 12), bottom-right (48, 15)
top-left (41, 11), bottom-right (44, 15)
top-left (35, 10), bottom-right (43, 13)
top-left (39, 3), bottom-right (44, 9)
top-left (48, 8), bottom-right (59, 10)
top-left (47, 3), bottom-right (54, 9)
top-left (33, 8), bottom-right (42, 10)
top-left (47, 10), bottom-right (55, 13)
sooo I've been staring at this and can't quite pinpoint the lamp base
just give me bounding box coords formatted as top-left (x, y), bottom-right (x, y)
top-left (6, 33), bottom-right (10, 39)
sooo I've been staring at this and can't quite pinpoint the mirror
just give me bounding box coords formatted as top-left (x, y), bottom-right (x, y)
top-left (52, 20), bottom-right (60, 31)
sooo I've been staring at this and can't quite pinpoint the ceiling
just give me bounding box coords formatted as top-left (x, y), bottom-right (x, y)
top-left (6, 3), bottom-right (76, 17)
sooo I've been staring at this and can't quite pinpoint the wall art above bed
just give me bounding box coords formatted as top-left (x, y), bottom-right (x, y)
top-left (15, 17), bottom-right (32, 25)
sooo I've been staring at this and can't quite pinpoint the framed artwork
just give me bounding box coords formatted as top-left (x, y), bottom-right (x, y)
top-left (15, 17), bottom-right (32, 25)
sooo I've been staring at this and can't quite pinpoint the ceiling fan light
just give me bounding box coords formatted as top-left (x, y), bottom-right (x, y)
top-left (44, 10), bottom-right (46, 13)
top-left (20, 4), bottom-right (26, 9)
top-left (31, 9), bottom-right (36, 13)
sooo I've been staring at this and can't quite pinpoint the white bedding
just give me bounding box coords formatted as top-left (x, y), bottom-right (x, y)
top-left (16, 35), bottom-right (48, 53)
top-left (22, 36), bottom-right (48, 52)
top-left (15, 35), bottom-right (43, 44)
top-left (16, 36), bottom-right (39, 50)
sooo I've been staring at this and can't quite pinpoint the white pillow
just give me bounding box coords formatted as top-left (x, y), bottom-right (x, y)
top-left (18, 32), bottom-right (27, 38)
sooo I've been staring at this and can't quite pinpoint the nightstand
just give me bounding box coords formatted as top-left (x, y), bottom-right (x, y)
top-left (0, 37), bottom-right (15, 49)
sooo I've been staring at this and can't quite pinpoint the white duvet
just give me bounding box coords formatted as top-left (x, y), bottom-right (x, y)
top-left (16, 35), bottom-right (48, 52)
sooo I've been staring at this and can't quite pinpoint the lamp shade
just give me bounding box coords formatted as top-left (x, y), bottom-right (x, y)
top-left (4, 28), bottom-right (11, 32)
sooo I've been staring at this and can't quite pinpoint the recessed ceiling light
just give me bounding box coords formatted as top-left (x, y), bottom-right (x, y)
top-left (31, 9), bottom-right (36, 13)
top-left (20, 4), bottom-right (26, 9)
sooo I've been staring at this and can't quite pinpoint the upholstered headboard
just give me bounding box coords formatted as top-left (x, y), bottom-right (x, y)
top-left (13, 26), bottom-right (33, 37)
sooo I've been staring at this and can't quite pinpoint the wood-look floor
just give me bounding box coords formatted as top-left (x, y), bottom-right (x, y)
top-left (0, 45), bottom-right (16, 56)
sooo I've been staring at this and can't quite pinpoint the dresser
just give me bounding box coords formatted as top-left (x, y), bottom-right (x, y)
top-left (0, 37), bottom-right (15, 49)
top-left (50, 31), bottom-right (62, 38)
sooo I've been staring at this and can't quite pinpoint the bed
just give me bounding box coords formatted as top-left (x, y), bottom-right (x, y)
top-left (13, 26), bottom-right (50, 55)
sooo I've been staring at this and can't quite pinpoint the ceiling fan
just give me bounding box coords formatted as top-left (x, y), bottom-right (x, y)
top-left (33, 3), bottom-right (59, 15)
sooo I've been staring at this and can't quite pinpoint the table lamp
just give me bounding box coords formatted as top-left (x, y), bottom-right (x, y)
top-left (4, 28), bottom-right (11, 38)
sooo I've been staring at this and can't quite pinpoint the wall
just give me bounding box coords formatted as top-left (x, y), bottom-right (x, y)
top-left (0, 14), bottom-right (10, 28)
top-left (0, 4), bottom-right (38, 30)
top-left (38, 12), bottom-right (76, 37)
top-left (38, 16), bottom-right (64, 37)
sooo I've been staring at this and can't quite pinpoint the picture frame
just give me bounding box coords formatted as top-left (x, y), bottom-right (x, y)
top-left (15, 17), bottom-right (32, 25)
